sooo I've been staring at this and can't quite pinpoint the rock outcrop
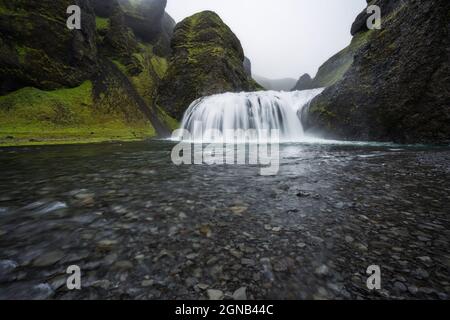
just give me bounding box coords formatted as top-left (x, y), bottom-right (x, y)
top-left (304, 0), bottom-right (450, 144)
top-left (0, 0), bottom-right (177, 145)
top-left (292, 30), bottom-right (371, 91)
top-left (0, 0), bottom-right (98, 93)
top-left (243, 57), bottom-right (252, 76)
top-left (292, 74), bottom-right (314, 91)
top-left (157, 11), bottom-right (260, 120)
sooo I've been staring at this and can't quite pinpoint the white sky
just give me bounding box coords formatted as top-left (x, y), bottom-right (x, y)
top-left (166, 0), bottom-right (366, 79)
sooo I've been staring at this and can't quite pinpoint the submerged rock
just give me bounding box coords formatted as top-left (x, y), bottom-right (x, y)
top-left (207, 289), bottom-right (224, 300)
top-left (32, 250), bottom-right (64, 267)
top-left (233, 287), bottom-right (247, 300)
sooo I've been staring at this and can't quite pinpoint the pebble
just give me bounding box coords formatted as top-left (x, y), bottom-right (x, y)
top-left (92, 280), bottom-right (111, 290)
top-left (296, 191), bottom-right (311, 197)
top-left (0, 260), bottom-right (18, 282)
top-left (315, 265), bottom-right (329, 276)
top-left (199, 225), bottom-right (212, 237)
top-left (97, 239), bottom-right (118, 251)
top-left (197, 283), bottom-right (209, 290)
top-left (112, 260), bottom-right (133, 270)
top-left (37, 201), bottom-right (67, 214)
top-left (141, 280), bottom-right (154, 287)
top-left (178, 212), bottom-right (187, 219)
top-left (32, 250), bottom-right (64, 267)
top-left (408, 285), bottom-right (419, 294)
top-left (233, 287), bottom-right (247, 300)
top-left (207, 289), bottom-right (224, 300)
top-left (417, 256), bottom-right (432, 263)
top-left (241, 258), bottom-right (256, 266)
top-left (230, 206), bottom-right (248, 215)
top-left (32, 283), bottom-right (54, 300)
top-left (394, 281), bottom-right (407, 292)
top-left (335, 202), bottom-right (345, 209)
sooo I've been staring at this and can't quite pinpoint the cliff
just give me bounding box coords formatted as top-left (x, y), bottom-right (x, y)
top-left (0, 0), bottom-right (177, 146)
top-left (157, 11), bottom-right (260, 120)
top-left (303, 0), bottom-right (450, 144)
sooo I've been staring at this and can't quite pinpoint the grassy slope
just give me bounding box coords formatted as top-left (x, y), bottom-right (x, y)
top-left (0, 81), bottom-right (156, 146)
top-left (312, 30), bottom-right (373, 88)
top-left (0, 12), bottom-right (179, 147)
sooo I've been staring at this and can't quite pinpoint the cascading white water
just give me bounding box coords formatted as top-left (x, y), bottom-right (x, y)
top-left (175, 88), bottom-right (325, 143)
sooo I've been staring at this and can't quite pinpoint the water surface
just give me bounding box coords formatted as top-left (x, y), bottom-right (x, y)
top-left (0, 140), bottom-right (449, 299)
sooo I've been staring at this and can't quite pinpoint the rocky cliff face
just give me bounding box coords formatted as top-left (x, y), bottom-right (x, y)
top-left (292, 74), bottom-right (314, 91)
top-left (243, 57), bottom-right (252, 76)
top-left (0, 0), bottom-right (177, 145)
top-left (0, 0), bottom-right (98, 93)
top-left (157, 11), bottom-right (260, 120)
top-left (304, 0), bottom-right (450, 144)
top-left (293, 31), bottom-right (371, 91)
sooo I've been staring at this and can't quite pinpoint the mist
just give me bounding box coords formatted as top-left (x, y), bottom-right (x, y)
top-left (166, 0), bottom-right (366, 79)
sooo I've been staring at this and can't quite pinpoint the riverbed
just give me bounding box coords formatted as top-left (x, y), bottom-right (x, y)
top-left (0, 140), bottom-right (449, 299)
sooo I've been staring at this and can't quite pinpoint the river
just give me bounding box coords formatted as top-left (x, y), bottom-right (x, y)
top-left (0, 140), bottom-right (449, 299)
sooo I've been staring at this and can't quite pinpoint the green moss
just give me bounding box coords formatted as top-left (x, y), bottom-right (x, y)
top-left (15, 45), bottom-right (28, 64)
top-left (0, 82), bottom-right (156, 147)
top-left (112, 59), bottom-right (128, 74)
top-left (131, 67), bottom-right (156, 105)
top-left (156, 106), bottom-right (179, 131)
top-left (150, 56), bottom-right (168, 78)
top-left (95, 17), bottom-right (110, 31)
top-left (312, 30), bottom-right (373, 88)
top-left (310, 102), bottom-right (336, 119)
top-left (158, 11), bottom-right (258, 119)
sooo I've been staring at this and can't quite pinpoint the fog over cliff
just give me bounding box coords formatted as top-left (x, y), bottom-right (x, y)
top-left (166, 0), bottom-right (366, 79)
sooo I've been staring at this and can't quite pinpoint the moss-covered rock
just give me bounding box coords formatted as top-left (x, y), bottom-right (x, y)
top-left (157, 11), bottom-right (260, 120)
top-left (116, 0), bottom-right (175, 56)
top-left (0, 0), bottom-right (98, 93)
top-left (304, 0), bottom-right (450, 144)
top-left (0, 0), bottom-right (177, 145)
top-left (0, 80), bottom-right (156, 146)
top-left (293, 31), bottom-right (371, 91)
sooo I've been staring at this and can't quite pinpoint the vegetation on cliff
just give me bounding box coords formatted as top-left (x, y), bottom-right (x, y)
top-left (0, 0), bottom-right (177, 146)
top-left (292, 31), bottom-right (372, 91)
top-left (304, 0), bottom-right (450, 144)
top-left (157, 11), bottom-right (261, 120)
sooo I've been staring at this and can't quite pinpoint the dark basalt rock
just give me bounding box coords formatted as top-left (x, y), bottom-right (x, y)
top-left (292, 30), bottom-right (371, 92)
top-left (103, 4), bottom-right (139, 62)
top-left (292, 74), bottom-right (314, 91)
top-left (117, 0), bottom-right (167, 43)
top-left (304, 0), bottom-right (450, 144)
top-left (157, 11), bottom-right (260, 120)
top-left (91, 0), bottom-right (119, 17)
top-left (351, 0), bottom-right (402, 36)
top-left (0, 0), bottom-right (175, 137)
top-left (243, 57), bottom-right (252, 76)
top-left (0, 0), bottom-right (98, 93)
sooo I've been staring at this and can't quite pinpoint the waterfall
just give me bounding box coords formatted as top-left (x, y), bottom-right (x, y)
top-left (174, 88), bottom-right (325, 143)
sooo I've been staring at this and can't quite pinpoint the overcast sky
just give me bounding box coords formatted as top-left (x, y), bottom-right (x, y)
top-left (166, 0), bottom-right (366, 80)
